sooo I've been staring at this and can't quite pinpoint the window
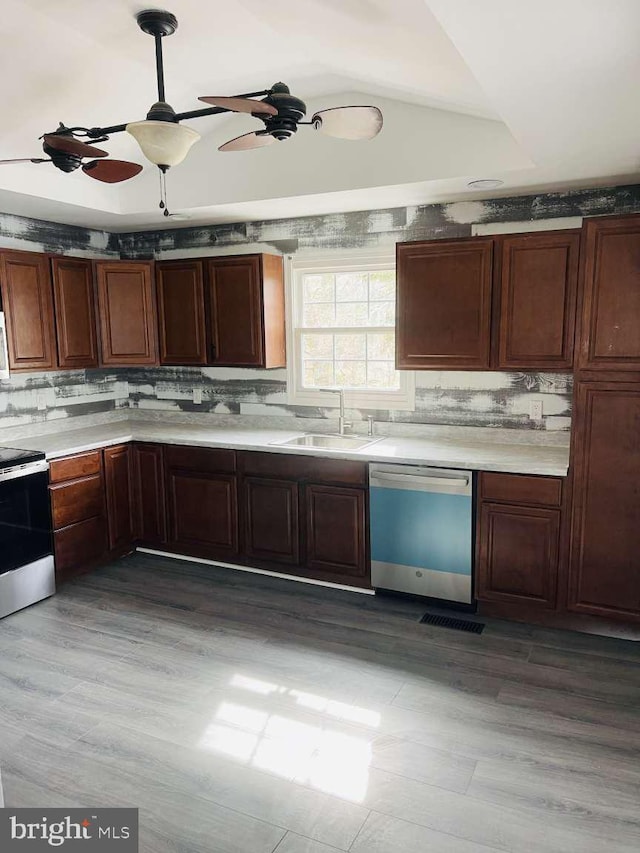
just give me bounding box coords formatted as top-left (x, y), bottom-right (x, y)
top-left (287, 252), bottom-right (414, 410)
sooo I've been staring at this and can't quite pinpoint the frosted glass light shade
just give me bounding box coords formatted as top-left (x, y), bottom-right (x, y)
top-left (126, 120), bottom-right (200, 167)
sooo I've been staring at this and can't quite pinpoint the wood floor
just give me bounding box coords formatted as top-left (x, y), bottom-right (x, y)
top-left (0, 553), bottom-right (639, 853)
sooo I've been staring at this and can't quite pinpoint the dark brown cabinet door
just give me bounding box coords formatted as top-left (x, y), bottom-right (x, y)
top-left (243, 477), bottom-right (300, 566)
top-left (50, 474), bottom-right (105, 529)
top-left (568, 382), bottom-right (640, 620)
top-left (104, 444), bottom-right (134, 554)
top-left (132, 443), bottom-right (167, 546)
top-left (207, 255), bottom-right (263, 366)
top-left (156, 261), bottom-right (207, 365)
top-left (496, 231), bottom-right (579, 370)
top-left (51, 257), bottom-right (98, 368)
top-left (95, 261), bottom-right (158, 366)
top-left (578, 215), bottom-right (640, 371)
top-left (477, 503), bottom-right (560, 608)
top-left (0, 250), bottom-right (57, 371)
top-left (165, 446), bottom-right (239, 561)
top-left (305, 484), bottom-right (367, 584)
top-left (396, 238), bottom-right (493, 369)
top-left (54, 516), bottom-right (108, 582)
top-left (206, 254), bottom-right (285, 368)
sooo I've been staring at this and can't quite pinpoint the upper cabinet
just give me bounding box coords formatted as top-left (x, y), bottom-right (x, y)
top-left (396, 238), bottom-right (494, 369)
top-left (95, 261), bottom-right (158, 366)
top-left (0, 250), bottom-right (57, 371)
top-left (156, 260), bottom-right (207, 365)
top-left (496, 231), bottom-right (579, 370)
top-left (578, 215), bottom-right (640, 372)
top-left (51, 257), bottom-right (98, 369)
top-left (396, 230), bottom-right (580, 371)
top-left (206, 254), bottom-right (286, 368)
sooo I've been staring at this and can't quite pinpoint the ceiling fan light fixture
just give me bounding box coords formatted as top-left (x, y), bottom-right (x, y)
top-left (126, 120), bottom-right (200, 167)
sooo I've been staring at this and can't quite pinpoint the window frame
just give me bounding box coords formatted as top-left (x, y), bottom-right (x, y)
top-left (286, 250), bottom-right (415, 410)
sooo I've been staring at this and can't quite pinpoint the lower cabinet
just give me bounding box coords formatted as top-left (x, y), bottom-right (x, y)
top-left (49, 450), bottom-right (108, 581)
top-left (244, 476), bottom-right (300, 566)
top-left (164, 445), bottom-right (239, 561)
top-left (132, 443), bottom-right (167, 546)
top-left (239, 451), bottom-right (369, 587)
top-left (476, 472), bottom-right (563, 609)
top-left (104, 444), bottom-right (134, 553)
top-left (568, 381), bottom-right (640, 621)
top-left (305, 484), bottom-right (367, 582)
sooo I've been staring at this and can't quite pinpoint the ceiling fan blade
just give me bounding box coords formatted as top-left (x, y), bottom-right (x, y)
top-left (311, 106), bottom-right (383, 140)
top-left (199, 96), bottom-right (277, 116)
top-left (82, 159), bottom-right (143, 183)
top-left (0, 158), bottom-right (50, 165)
top-left (43, 135), bottom-right (108, 159)
top-left (218, 131), bottom-right (275, 152)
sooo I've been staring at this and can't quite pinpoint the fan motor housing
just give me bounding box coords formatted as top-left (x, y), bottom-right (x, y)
top-left (42, 142), bottom-right (82, 173)
top-left (262, 83), bottom-right (306, 141)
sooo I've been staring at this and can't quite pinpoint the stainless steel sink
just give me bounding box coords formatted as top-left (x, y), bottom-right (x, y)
top-left (271, 434), bottom-right (382, 452)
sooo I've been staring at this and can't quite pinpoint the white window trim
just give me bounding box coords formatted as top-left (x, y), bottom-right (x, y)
top-left (285, 250), bottom-right (415, 411)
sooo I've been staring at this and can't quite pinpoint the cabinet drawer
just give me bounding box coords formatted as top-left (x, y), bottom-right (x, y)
top-left (54, 516), bottom-right (107, 577)
top-left (480, 472), bottom-right (562, 507)
top-left (50, 474), bottom-right (104, 529)
top-left (50, 451), bottom-right (102, 483)
top-left (164, 445), bottom-right (236, 474)
top-left (240, 451), bottom-right (367, 486)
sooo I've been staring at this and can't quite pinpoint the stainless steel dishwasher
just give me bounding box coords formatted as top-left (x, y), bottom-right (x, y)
top-left (369, 463), bottom-right (473, 604)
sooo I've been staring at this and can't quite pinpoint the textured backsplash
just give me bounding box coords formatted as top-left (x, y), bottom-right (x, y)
top-left (127, 366), bottom-right (572, 431)
top-left (0, 370), bottom-right (128, 432)
top-left (0, 365), bottom-right (571, 433)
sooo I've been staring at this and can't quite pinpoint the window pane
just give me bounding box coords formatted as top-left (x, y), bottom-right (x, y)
top-left (335, 361), bottom-right (367, 387)
top-left (369, 270), bottom-right (395, 301)
top-left (303, 274), bottom-right (334, 303)
top-left (335, 334), bottom-right (366, 360)
top-left (304, 302), bottom-right (335, 327)
top-left (304, 361), bottom-right (335, 387)
top-left (367, 361), bottom-right (399, 389)
top-left (302, 334), bottom-right (333, 359)
top-left (369, 301), bottom-right (395, 326)
top-left (297, 261), bottom-right (401, 398)
top-left (335, 272), bottom-right (367, 302)
top-left (335, 302), bottom-right (369, 327)
top-left (367, 332), bottom-right (395, 360)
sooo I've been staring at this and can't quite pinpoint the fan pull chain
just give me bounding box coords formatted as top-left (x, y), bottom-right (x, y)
top-left (158, 166), bottom-right (170, 217)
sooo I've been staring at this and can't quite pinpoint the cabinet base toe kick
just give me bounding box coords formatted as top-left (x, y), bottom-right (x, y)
top-left (137, 548), bottom-right (375, 594)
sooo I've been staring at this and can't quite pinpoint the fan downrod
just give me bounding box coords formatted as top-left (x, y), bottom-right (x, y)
top-left (136, 9), bottom-right (177, 37)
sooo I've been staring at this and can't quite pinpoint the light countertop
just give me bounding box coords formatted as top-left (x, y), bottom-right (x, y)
top-left (14, 420), bottom-right (570, 477)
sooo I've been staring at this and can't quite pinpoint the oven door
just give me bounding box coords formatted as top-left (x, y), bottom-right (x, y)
top-left (0, 470), bottom-right (53, 575)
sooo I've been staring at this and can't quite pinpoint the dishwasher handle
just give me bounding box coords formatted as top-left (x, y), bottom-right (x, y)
top-left (370, 471), bottom-right (470, 490)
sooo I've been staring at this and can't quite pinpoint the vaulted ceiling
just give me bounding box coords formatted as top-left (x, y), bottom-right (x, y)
top-left (1, 0), bottom-right (638, 230)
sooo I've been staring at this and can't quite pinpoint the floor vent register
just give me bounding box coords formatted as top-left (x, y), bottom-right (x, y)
top-left (419, 612), bottom-right (485, 634)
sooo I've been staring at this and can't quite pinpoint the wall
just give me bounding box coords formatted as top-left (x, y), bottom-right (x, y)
top-left (3, 182), bottom-right (640, 434)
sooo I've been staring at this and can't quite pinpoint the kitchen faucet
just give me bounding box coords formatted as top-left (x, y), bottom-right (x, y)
top-left (319, 387), bottom-right (352, 435)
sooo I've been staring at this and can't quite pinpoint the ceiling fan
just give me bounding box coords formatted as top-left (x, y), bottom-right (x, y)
top-left (0, 129), bottom-right (143, 183)
top-left (0, 9), bottom-right (383, 212)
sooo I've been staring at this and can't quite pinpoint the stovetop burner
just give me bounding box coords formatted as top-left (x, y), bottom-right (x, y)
top-left (0, 446), bottom-right (46, 468)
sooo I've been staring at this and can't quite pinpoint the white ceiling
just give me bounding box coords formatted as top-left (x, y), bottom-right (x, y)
top-left (0, 0), bottom-right (639, 230)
